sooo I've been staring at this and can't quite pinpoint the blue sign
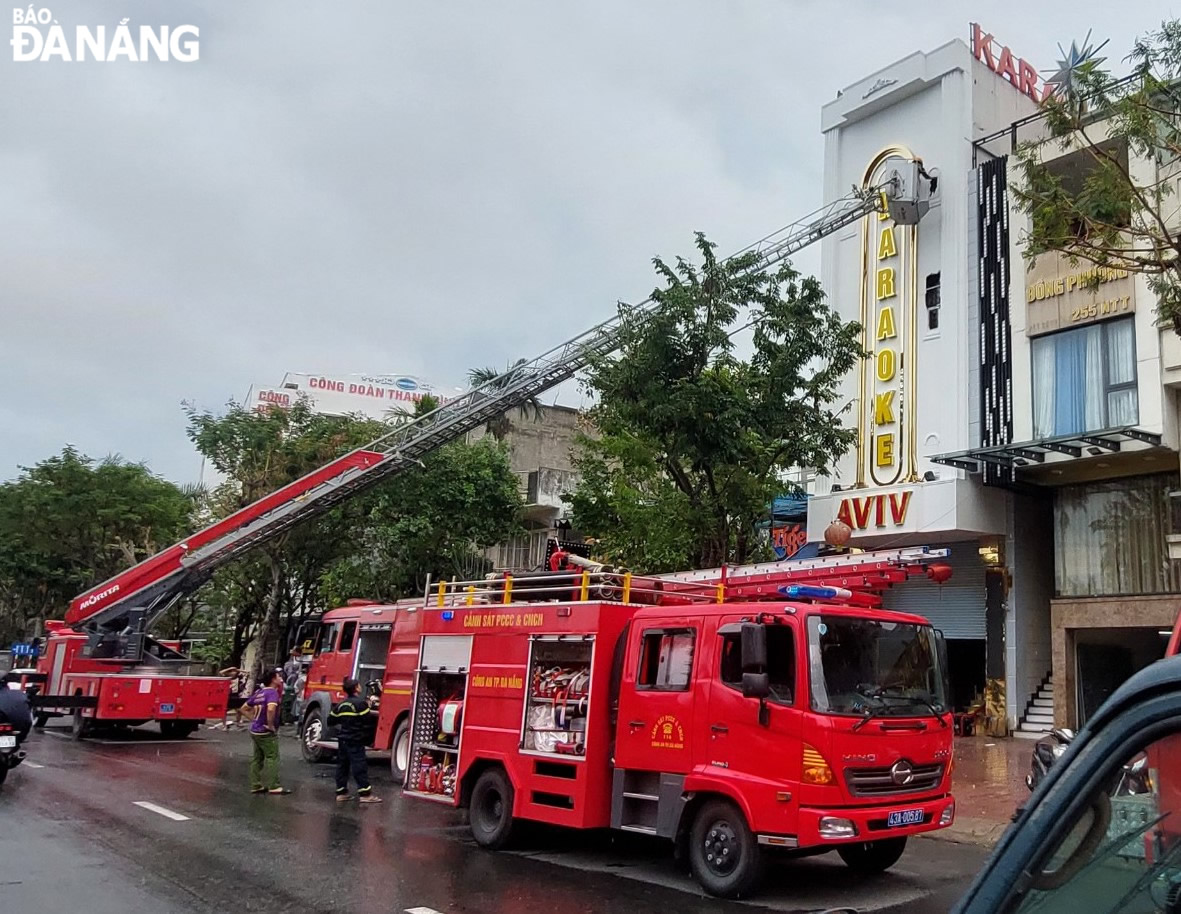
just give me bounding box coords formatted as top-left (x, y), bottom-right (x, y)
top-left (11, 643), bottom-right (38, 657)
top-left (395, 377), bottom-right (418, 391)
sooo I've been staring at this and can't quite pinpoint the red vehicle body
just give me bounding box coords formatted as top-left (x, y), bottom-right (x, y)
top-left (403, 569), bottom-right (956, 899)
top-left (31, 621), bottom-right (230, 738)
top-left (1147, 612), bottom-right (1181, 858)
top-left (297, 598), bottom-right (424, 780)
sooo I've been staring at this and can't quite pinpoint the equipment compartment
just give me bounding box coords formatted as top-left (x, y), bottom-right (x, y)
top-left (521, 636), bottom-right (593, 758)
top-left (406, 669), bottom-right (466, 799)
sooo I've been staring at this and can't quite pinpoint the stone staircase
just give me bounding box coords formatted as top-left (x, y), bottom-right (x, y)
top-left (1014, 673), bottom-right (1055, 739)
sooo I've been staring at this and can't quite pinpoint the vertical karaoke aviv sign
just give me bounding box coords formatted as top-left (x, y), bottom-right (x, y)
top-left (860, 150), bottom-right (918, 487)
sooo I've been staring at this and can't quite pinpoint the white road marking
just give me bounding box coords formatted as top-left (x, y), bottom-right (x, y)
top-left (23, 762), bottom-right (45, 768)
top-left (406, 908), bottom-right (447, 914)
top-left (133, 801), bottom-right (190, 821)
top-left (41, 730), bottom-right (71, 740)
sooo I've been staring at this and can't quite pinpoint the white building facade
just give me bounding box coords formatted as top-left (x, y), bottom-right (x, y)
top-left (808, 26), bottom-right (1181, 733)
top-left (804, 31), bottom-right (1044, 729)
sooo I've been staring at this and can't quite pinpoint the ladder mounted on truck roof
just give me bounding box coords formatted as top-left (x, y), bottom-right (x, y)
top-left (66, 158), bottom-right (935, 660)
top-left (427, 546), bottom-right (952, 611)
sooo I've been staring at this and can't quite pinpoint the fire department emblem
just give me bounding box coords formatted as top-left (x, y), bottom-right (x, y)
top-left (650, 714), bottom-right (685, 750)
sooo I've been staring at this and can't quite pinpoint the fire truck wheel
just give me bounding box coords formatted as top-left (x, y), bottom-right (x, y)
top-left (469, 767), bottom-right (515, 849)
top-left (689, 798), bottom-right (763, 899)
top-left (71, 709), bottom-right (91, 741)
top-left (161, 721), bottom-right (198, 739)
top-left (837, 837), bottom-right (907, 874)
top-left (300, 710), bottom-right (331, 763)
top-left (0, 763), bottom-right (8, 786)
top-left (391, 720), bottom-right (410, 784)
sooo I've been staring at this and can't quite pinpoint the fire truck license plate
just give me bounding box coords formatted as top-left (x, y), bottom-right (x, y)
top-left (887, 808), bottom-right (924, 828)
top-left (0, 735), bottom-right (15, 748)
top-left (159, 703), bottom-right (175, 714)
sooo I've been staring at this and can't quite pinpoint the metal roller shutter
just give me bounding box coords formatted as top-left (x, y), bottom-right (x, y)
top-left (880, 543), bottom-right (986, 639)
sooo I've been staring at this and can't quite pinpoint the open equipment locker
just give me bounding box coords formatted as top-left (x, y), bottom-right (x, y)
top-left (405, 634), bottom-right (472, 801)
top-left (520, 634), bottom-right (595, 759)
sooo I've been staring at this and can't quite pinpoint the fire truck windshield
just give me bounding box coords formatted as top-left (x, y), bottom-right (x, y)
top-left (806, 615), bottom-right (947, 718)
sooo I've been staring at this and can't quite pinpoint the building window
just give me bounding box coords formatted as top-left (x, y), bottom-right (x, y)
top-left (1055, 472), bottom-right (1181, 596)
top-left (1031, 317), bottom-right (1137, 438)
top-left (925, 272), bottom-right (940, 331)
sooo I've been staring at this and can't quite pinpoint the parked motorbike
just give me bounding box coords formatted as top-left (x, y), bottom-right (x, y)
top-left (1025, 727), bottom-right (1075, 792)
top-left (0, 721), bottom-right (27, 786)
top-left (1026, 727), bottom-right (1152, 796)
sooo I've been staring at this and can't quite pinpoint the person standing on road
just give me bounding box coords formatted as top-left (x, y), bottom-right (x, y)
top-left (247, 669), bottom-right (290, 795)
top-left (283, 649), bottom-right (302, 689)
top-left (329, 677), bottom-right (381, 804)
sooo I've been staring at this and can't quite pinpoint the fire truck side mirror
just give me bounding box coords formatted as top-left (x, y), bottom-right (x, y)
top-left (740, 623), bottom-right (767, 673)
top-left (742, 672), bottom-right (771, 700)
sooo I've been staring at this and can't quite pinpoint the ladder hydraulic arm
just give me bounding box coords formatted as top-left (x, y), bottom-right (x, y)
top-left (68, 157), bottom-right (934, 658)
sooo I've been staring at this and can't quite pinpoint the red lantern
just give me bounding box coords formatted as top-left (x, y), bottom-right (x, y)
top-left (824, 520), bottom-right (852, 548)
top-left (926, 563), bottom-right (953, 584)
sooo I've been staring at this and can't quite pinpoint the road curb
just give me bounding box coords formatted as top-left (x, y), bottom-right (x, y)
top-left (923, 816), bottom-right (1009, 848)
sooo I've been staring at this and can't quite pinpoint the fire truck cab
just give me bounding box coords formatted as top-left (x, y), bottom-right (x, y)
top-left (298, 599), bottom-right (422, 781)
top-left (404, 578), bottom-right (955, 899)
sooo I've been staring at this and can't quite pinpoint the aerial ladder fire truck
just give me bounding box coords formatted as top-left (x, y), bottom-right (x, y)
top-left (19, 155), bottom-right (934, 742)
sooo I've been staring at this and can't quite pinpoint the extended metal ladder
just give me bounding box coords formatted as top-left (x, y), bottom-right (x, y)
top-left (69, 162), bottom-right (932, 641)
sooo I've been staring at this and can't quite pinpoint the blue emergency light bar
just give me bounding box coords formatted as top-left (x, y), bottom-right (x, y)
top-left (779, 584), bottom-right (854, 601)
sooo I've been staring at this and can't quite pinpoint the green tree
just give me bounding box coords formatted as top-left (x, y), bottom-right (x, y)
top-left (320, 438), bottom-right (524, 603)
top-left (185, 396), bottom-right (523, 674)
top-left (567, 233), bottom-right (862, 572)
top-left (468, 361), bottom-right (544, 441)
top-left (1013, 21), bottom-right (1181, 331)
top-left (0, 447), bottom-right (196, 643)
top-left (185, 399), bottom-right (387, 675)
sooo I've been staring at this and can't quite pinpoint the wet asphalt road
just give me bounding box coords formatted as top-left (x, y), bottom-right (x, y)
top-left (0, 725), bottom-right (989, 914)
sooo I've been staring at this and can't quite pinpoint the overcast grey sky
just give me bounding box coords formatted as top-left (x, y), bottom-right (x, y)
top-left (2, 0), bottom-right (1175, 484)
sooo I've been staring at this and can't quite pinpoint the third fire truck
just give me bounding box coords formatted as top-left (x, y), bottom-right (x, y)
top-left (400, 546), bottom-right (958, 899)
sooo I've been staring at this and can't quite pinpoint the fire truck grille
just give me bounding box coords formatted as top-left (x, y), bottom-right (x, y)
top-left (844, 762), bottom-right (944, 797)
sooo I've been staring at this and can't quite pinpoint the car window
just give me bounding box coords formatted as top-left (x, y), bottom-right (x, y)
top-left (1011, 730), bottom-right (1181, 913)
top-left (338, 621), bottom-right (357, 653)
top-left (719, 626), bottom-right (794, 704)
top-left (316, 622), bottom-right (338, 655)
top-left (636, 629), bottom-right (695, 691)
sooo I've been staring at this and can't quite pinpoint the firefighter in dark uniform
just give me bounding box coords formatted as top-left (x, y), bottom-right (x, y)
top-left (329, 677), bottom-right (381, 803)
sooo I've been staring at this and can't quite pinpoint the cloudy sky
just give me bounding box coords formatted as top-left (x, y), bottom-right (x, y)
top-left (2, 0), bottom-right (1174, 484)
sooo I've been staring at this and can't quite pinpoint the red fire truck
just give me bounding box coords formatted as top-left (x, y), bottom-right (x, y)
top-left (402, 547), bottom-right (957, 899)
top-left (28, 620), bottom-right (229, 738)
top-left (296, 598), bottom-right (423, 782)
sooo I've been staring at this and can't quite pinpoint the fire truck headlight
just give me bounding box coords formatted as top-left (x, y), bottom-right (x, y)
top-left (818, 817), bottom-right (858, 839)
top-left (939, 801), bottom-right (955, 826)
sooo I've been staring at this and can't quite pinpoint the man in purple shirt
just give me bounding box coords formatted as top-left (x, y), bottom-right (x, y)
top-left (247, 668), bottom-right (290, 795)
